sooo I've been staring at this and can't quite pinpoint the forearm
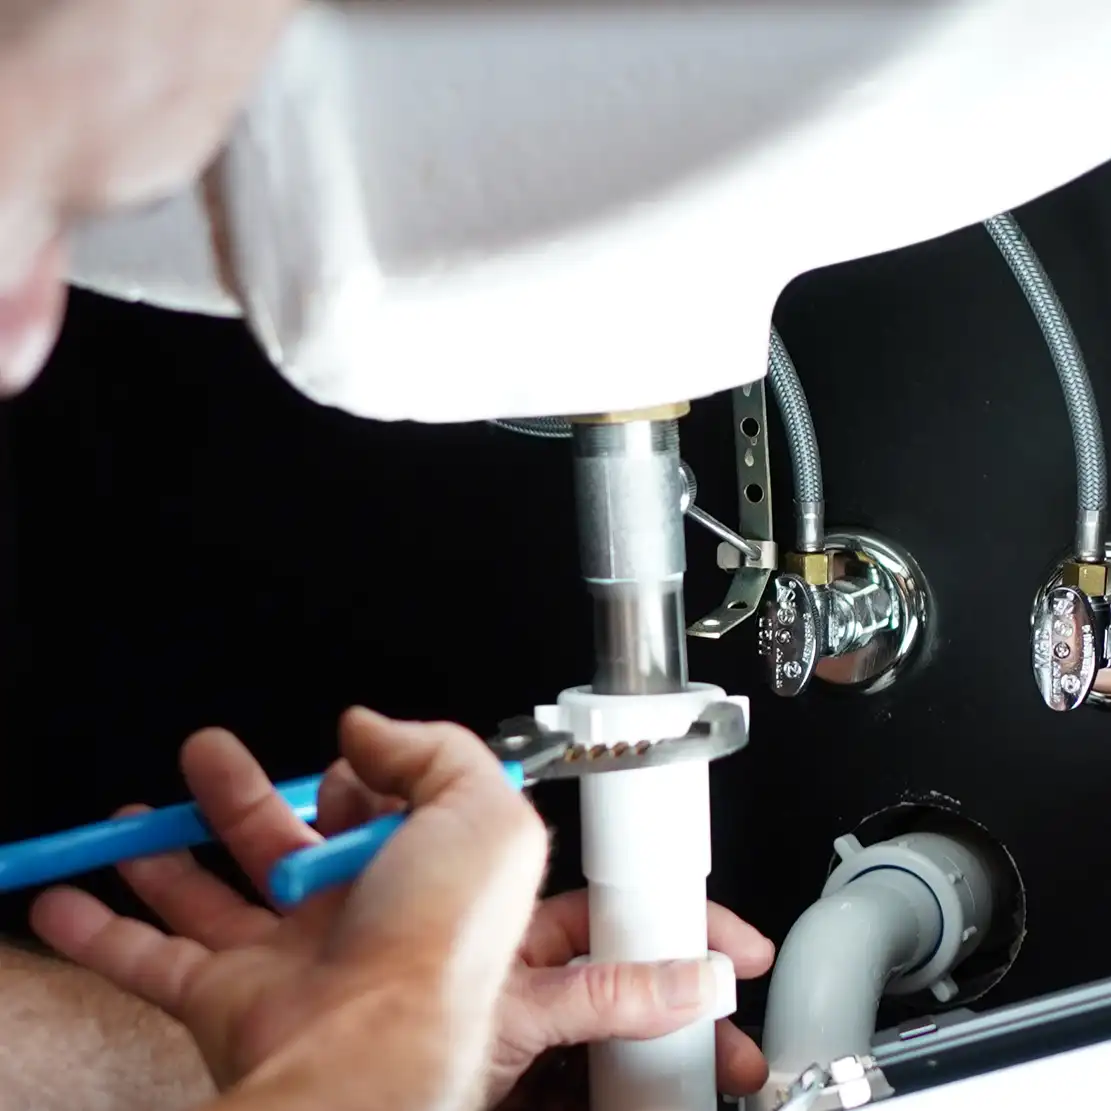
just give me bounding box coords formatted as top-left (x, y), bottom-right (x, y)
top-left (0, 943), bottom-right (214, 1111)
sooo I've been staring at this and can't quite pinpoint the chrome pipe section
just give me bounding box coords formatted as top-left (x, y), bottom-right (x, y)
top-left (588, 581), bottom-right (687, 695)
top-left (572, 419), bottom-right (689, 694)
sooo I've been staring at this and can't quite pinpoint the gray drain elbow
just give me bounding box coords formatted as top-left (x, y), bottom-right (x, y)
top-left (751, 831), bottom-right (994, 1111)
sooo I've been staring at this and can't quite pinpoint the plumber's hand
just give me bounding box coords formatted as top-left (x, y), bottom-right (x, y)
top-left (0, 0), bottom-right (299, 394)
top-left (31, 708), bottom-right (549, 1108)
top-left (483, 889), bottom-right (773, 1106)
top-left (313, 754), bottom-right (774, 1104)
top-left (34, 711), bottom-right (773, 1106)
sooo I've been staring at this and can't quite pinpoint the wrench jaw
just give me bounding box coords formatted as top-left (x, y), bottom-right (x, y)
top-left (487, 701), bottom-right (749, 787)
top-left (486, 719), bottom-right (573, 784)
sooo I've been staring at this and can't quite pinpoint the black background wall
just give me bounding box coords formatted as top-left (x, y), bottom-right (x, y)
top-left (2, 158), bottom-right (1110, 1036)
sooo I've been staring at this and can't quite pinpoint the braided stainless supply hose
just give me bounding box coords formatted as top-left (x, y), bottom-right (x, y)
top-left (985, 211), bottom-right (1108, 562)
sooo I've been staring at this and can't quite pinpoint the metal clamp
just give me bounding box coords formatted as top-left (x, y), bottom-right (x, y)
top-left (775, 1056), bottom-right (894, 1111)
top-left (689, 382), bottom-right (776, 639)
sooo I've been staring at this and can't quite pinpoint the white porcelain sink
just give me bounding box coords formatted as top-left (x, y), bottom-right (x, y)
top-left (71, 1), bottom-right (1111, 422)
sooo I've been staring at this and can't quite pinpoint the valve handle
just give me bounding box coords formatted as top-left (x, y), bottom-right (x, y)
top-left (1031, 585), bottom-right (1108, 711)
top-left (759, 573), bottom-right (821, 697)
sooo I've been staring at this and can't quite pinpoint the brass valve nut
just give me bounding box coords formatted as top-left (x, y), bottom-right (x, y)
top-left (784, 550), bottom-right (833, 587)
top-left (1062, 560), bottom-right (1110, 598)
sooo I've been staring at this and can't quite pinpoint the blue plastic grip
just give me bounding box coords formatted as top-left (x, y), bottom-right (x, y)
top-left (269, 813), bottom-right (405, 906)
top-left (0, 775), bottom-right (323, 894)
top-left (268, 760), bottom-right (526, 907)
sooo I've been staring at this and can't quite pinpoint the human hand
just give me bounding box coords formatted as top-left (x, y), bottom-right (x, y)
top-left (31, 708), bottom-right (548, 1110)
top-left (37, 718), bottom-right (773, 1107)
top-left (484, 888), bottom-right (773, 1106)
top-left (231, 756), bottom-right (775, 1106)
top-left (0, 0), bottom-right (298, 394)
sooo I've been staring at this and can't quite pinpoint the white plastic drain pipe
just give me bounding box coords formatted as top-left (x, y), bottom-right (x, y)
top-left (587, 760), bottom-right (715, 1111)
top-left (536, 685), bottom-right (746, 1111)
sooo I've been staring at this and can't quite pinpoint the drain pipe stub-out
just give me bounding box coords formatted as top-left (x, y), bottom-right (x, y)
top-left (824, 832), bottom-right (994, 1003)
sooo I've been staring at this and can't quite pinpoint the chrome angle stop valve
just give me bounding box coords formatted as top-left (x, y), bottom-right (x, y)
top-left (1031, 558), bottom-right (1111, 711)
top-left (759, 537), bottom-right (930, 698)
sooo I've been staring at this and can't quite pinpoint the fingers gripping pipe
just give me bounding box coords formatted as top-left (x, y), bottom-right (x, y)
top-left (751, 831), bottom-right (995, 1111)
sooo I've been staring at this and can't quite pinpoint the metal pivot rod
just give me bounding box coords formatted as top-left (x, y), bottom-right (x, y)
top-left (572, 419), bottom-right (689, 695)
top-left (679, 460), bottom-right (763, 562)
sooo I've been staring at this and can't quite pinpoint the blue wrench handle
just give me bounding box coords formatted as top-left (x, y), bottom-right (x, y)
top-left (0, 775), bottom-right (323, 893)
top-left (268, 761), bottom-right (526, 907)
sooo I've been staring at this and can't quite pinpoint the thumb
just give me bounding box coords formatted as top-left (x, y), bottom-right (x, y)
top-left (525, 958), bottom-right (726, 1047)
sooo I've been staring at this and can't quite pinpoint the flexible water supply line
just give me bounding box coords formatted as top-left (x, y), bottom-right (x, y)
top-left (984, 211), bottom-right (1108, 562)
top-left (767, 325), bottom-right (825, 553)
top-left (489, 415), bottom-right (574, 438)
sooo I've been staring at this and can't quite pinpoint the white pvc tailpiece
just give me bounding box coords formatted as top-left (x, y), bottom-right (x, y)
top-left (535, 684), bottom-right (749, 1111)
